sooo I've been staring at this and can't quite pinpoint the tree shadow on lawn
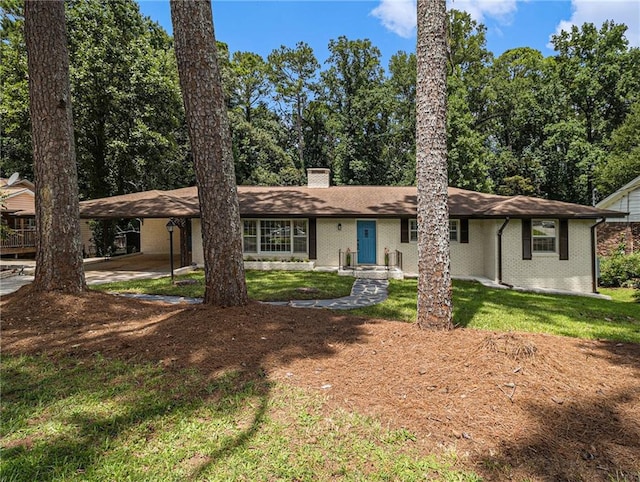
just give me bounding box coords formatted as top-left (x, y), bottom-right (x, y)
top-left (453, 281), bottom-right (640, 347)
top-left (1, 288), bottom-right (373, 480)
top-left (479, 386), bottom-right (640, 481)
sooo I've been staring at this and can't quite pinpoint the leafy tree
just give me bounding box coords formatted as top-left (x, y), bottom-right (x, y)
top-left (416, 0), bottom-right (452, 330)
top-left (595, 101), bottom-right (640, 197)
top-left (230, 51), bottom-right (270, 124)
top-left (230, 107), bottom-right (301, 186)
top-left (549, 21), bottom-right (640, 202)
top-left (321, 36), bottom-right (390, 185)
top-left (0, 0), bottom-right (32, 179)
top-left (24, 0), bottom-right (85, 292)
top-left (267, 41), bottom-right (319, 171)
top-left (66, 0), bottom-right (190, 199)
top-left (385, 51), bottom-right (416, 185)
top-left (170, 0), bottom-right (247, 307)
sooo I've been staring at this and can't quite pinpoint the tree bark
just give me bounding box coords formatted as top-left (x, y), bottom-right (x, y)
top-left (24, 0), bottom-right (85, 293)
top-left (170, 0), bottom-right (248, 306)
top-left (416, 0), bottom-right (453, 329)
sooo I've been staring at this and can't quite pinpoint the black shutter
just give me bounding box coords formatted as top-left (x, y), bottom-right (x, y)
top-left (522, 218), bottom-right (532, 260)
top-left (401, 218), bottom-right (409, 243)
top-left (559, 219), bottom-right (569, 260)
top-left (308, 218), bottom-right (317, 260)
top-left (460, 219), bottom-right (469, 244)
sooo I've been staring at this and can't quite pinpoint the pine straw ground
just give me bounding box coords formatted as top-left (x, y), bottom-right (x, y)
top-left (2, 287), bottom-right (639, 481)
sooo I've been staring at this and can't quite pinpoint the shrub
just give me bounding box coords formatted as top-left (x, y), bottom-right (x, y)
top-left (599, 252), bottom-right (640, 288)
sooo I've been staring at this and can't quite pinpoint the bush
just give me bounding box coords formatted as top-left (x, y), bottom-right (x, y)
top-left (599, 252), bottom-right (640, 288)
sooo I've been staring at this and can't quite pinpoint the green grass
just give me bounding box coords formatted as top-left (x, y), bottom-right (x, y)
top-left (1, 355), bottom-right (478, 481)
top-left (93, 271), bottom-right (639, 343)
top-left (92, 270), bottom-right (355, 301)
top-left (354, 279), bottom-right (640, 343)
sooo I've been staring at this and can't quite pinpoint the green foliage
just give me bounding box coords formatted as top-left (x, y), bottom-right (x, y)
top-left (595, 101), bottom-right (640, 198)
top-left (2, 2), bottom-right (639, 200)
top-left (599, 252), bottom-right (640, 288)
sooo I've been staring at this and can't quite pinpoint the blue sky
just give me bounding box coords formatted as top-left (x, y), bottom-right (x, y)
top-left (137, 0), bottom-right (639, 69)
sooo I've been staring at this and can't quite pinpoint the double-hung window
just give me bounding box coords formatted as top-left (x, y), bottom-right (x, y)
top-left (449, 220), bottom-right (459, 242)
top-left (409, 219), bottom-right (459, 242)
top-left (532, 219), bottom-right (556, 253)
top-left (409, 219), bottom-right (418, 242)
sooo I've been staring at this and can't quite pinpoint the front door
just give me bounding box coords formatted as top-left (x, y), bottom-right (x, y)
top-left (357, 220), bottom-right (376, 264)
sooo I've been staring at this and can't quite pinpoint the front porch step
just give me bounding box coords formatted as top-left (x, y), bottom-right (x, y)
top-left (338, 266), bottom-right (404, 280)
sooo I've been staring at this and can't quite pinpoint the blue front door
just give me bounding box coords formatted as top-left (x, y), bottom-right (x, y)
top-left (357, 221), bottom-right (376, 264)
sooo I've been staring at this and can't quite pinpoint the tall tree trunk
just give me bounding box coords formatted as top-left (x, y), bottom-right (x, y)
top-left (416, 0), bottom-right (453, 329)
top-left (24, 0), bottom-right (85, 293)
top-left (170, 0), bottom-right (248, 307)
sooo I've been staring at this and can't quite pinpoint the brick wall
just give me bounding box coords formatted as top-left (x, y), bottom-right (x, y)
top-left (597, 222), bottom-right (640, 257)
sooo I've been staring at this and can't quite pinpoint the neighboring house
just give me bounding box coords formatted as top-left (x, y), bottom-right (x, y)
top-left (80, 168), bottom-right (625, 294)
top-left (596, 175), bottom-right (640, 256)
top-left (0, 175), bottom-right (36, 257)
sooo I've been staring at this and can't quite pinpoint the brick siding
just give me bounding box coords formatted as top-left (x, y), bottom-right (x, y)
top-left (597, 222), bottom-right (640, 257)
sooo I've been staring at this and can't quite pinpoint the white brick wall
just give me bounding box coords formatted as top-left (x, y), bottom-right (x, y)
top-left (501, 219), bottom-right (594, 292)
top-left (174, 215), bottom-right (596, 293)
top-left (316, 218), bottom-right (357, 266)
top-left (140, 218), bottom-right (181, 255)
top-left (307, 168), bottom-right (330, 188)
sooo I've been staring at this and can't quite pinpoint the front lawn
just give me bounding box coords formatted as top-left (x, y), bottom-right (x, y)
top-left (92, 270), bottom-right (354, 301)
top-left (92, 271), bottom-right (640, 343)
top-left (1, 355), bottom-right (476, 482)
top-left (353, 279), bottom-right (640, 343)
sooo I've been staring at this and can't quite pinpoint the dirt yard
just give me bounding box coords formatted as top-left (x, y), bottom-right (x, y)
top-left (2, 287), bottom-right (639, 481)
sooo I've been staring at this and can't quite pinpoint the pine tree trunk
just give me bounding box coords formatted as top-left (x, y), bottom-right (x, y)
top-left (24, 0), bottom-right (85, 293)
top-left (416, 0), bottom-right (453, 329)
top-left (170, 0), bottom-right (248, 307)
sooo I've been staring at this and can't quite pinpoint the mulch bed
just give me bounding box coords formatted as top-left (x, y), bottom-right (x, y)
top-left (2, 286), bottom-right (639, 481)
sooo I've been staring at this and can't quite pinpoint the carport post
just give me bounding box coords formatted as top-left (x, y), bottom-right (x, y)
top-left (166, 219), bottom-right (176, 282)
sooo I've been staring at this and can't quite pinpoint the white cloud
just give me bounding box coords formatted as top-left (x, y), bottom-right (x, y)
top-left (551, 0), bottom-right (640, 47)
top-left (370, 0), bottom-right (417, 39)
top-left (370, 0), bottom-right (518, 38)
top-left (448, 0), bottom-right (518, 24)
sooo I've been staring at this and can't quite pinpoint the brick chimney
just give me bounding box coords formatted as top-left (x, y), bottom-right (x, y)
top-left (307, 168), bottom-right (330, 188)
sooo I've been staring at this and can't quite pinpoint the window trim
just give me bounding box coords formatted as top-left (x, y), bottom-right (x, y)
top-left (242, 219), bottom-right (308, 255)
top-left (409, 219), bottom-right (418, 243)
top-left (449, 219), bottom-right (459, 243)
top-left (531, 219), bottom-right (558, 254)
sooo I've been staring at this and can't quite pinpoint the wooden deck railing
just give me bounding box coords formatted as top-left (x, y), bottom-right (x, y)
top-left (0, 229), bottom-right (36, 251)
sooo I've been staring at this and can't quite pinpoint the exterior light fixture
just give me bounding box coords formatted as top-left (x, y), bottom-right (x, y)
top-left (166, 219), bottom-right (177, 282)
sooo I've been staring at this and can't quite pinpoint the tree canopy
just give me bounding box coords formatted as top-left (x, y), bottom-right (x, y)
top-left (2, 2), bottom-right (639, 203)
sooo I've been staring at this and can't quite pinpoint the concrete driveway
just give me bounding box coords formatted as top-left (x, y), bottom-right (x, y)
top-left (85, 253), bottom-right (181, 284)
top-left (0, 254), bottom-right (182, 295)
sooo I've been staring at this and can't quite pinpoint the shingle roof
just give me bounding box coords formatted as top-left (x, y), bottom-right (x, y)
top-left (78, 185), bottom-right (625, 220)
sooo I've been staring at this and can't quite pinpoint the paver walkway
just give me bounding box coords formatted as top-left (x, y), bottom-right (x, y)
top-left (113, 278), bottom-right (389, 309)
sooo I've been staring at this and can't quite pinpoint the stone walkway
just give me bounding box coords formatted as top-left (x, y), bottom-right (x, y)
top-left (113, 278), bottom-right (389, 309)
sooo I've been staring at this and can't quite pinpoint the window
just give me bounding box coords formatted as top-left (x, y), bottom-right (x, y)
top-left (293, 220), bottom-right (307, 253)
top-left (449, 220), bottom-right (459, 242)
top-left (409, 219), bottom-right (418, 242)
top-left (532, 219), bottom-right (556, 253)
top-left (243, 220), bottom-right (257, 253)
top-left (243, 219), bottom-right (308, 255)
top-left (260, 220), bottom-right (291, 253)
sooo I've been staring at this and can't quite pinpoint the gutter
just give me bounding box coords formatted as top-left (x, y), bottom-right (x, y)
top-left (497, 217), bottom-right (510, 286)
top-left (591, 218), bottom-right (606, 293)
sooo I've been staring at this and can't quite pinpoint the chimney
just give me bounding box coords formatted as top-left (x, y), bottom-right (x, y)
top-left (307, 168), bottom-right (330, 188)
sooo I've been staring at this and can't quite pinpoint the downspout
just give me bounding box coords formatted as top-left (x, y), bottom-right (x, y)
top-left (497, 217), bottom-right (510, 286)
top-left (591, 218), bottom-right (606, 293)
